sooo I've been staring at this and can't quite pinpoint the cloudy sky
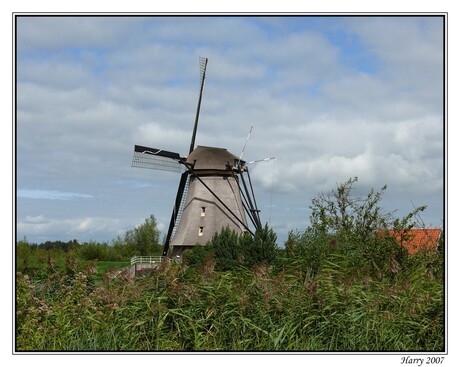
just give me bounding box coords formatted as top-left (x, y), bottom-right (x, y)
top-left (15, 15), bottom-right (445, 245)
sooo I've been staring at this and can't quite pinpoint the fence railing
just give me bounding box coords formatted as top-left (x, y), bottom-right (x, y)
top-left (130, 256), bottom-right (169, 265)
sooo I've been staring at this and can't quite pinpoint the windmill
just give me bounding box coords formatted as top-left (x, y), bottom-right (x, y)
top-left (132, 57), bottom-right (264, 257)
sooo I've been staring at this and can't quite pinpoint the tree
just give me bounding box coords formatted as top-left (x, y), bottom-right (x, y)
top-left (124, 215), bottom-right (162, 256)
top-left (308, 177), bottom-right (427, 273)
top-left (309, 177), bottom-right (425, 238)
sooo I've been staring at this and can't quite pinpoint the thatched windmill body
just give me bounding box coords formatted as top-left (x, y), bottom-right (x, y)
top-left (132, 58), bottom-right (262, 257)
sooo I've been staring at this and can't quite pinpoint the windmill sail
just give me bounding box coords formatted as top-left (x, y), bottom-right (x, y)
top-left (189, 57), bottom-right (208, 154)
top-left (162, 171), bottom-right (190, 256)
top-left (131, 145), bottom-right (183, 172)
top-left (171, 174), bottom-right (190, 239)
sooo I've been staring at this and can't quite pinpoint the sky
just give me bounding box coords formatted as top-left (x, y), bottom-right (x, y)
top-left (15, 15), bottom-right (445, 245)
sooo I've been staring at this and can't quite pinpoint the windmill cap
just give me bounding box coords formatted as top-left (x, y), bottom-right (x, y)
top-left (187, 145), bottom-right (243, 171)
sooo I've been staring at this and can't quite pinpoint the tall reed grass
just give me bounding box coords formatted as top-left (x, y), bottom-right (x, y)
top-left (16, 251), bottom-right (444, 351)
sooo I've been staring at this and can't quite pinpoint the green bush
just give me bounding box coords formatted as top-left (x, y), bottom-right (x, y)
top-left (201, 225), bottom-right (279, 271)
top-left (281, 228), bottom-right (331, 277)
top-left (79, 242), bottom-right (111, 261)
top-left (209, 226), bottom-right (242, 270)
top-left (244, 224), bottom-right (278, 267)
top-left (182, 243), bottom-right (214, 268)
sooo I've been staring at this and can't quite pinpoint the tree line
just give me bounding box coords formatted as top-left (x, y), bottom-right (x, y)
top-left (17, 215), bottom-right (163, 262)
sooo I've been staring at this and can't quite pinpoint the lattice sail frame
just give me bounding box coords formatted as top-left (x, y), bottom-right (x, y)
top-left (132, 145), bottom-right (183, 173)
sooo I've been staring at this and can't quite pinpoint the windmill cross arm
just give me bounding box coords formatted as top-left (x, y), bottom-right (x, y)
top-left (134, 145), bottom-right (182, 160)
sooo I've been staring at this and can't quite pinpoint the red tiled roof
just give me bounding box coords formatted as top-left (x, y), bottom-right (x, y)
top-left (386, 228), bottom-right (442, 255)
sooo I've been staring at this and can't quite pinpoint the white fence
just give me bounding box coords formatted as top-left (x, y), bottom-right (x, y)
top-left (130, 256), bottom-right (169, 265)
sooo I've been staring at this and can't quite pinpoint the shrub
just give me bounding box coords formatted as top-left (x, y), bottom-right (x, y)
top-left (182, 244), bottom-right (214, 268)
top-left (79, 241), bottom-right (111, 261)
top-left (203, 225), bottom-right (279, 271)
top-left (209, 226), bottom-right (242, 270)
top-left (282, 228), bottom-right (331, 277)
top-left (243, 224), bottom-right (278, 268)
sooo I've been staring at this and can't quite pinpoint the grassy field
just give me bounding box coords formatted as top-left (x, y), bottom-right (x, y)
top-left (15, 250), bottom-right (444, 352)
top-left (16, 249), bottom-right (130, 275)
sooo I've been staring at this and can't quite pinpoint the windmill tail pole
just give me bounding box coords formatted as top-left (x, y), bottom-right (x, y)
top-left (240, 169), bottom-right (262, 230)
top-left (238, 125), bottom-right (253, 166)
top-left (232, 169), bottom-right (260, 230)
top-left (189, 57), bottom-right (208, 154)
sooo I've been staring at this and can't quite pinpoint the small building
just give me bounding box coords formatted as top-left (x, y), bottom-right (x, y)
top-left (386, 228), bottom-right (442, 255)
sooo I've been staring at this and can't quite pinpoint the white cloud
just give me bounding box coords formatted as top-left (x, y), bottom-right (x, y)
top-left (17, 215), bottom-right (126, 243)
top-left (17, 17), bottom-right (143, 52)
top-left (18, 189), bottom-right (93, 200)
top-left (15, 16), bottom-right (445, 244)
top-left (24, 215), bottom-right (48, 224)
